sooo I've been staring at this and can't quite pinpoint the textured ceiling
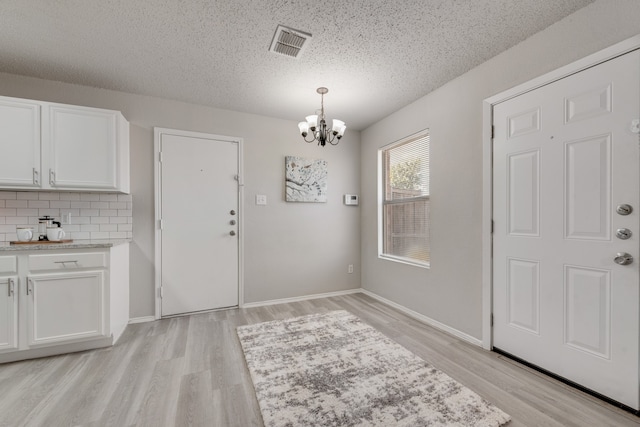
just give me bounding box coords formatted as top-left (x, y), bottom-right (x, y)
top-left (0, 0), bottom-right (594, 130)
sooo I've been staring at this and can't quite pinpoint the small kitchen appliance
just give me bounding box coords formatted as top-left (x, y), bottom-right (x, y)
top-left (38, 215), bottom-right (61, 240)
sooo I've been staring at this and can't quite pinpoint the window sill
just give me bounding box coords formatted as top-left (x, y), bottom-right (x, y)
top-left (378, 254), bottom-right (430, 269)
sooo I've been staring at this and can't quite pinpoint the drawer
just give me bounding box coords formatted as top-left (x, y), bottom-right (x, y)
top-left (28, 252), bottom-right (107, 271)
top-left (0, 256), bottom-right (17, 274)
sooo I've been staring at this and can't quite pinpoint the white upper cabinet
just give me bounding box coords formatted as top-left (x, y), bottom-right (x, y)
top-left (47, 105), bottom-right (121, 190)
top-left (0, 96), bottom-right (130, 193)
top-left (0, 98), bottom-right (41, 187)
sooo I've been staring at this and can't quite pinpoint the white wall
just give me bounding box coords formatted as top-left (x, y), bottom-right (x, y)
top-left (0, 77), bottom-right (361, 317)
top-left (360, 0), bottom-right (640, 340)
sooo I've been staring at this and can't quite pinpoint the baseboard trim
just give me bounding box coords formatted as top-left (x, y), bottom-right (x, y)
top-left (134, 289), bottom-right (481, 346)
top-left (241, 288), bottom-right (482, 347)
top-left (241, 288), bottom-right (362, 308)
top-left (128, 316), bottom-right (155, 324)
top-left (360, 289), bottom-right (483, 347)
top-left (0, 336), bottom-right (113, 364)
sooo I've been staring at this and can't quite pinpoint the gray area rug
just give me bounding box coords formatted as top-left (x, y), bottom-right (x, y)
top-left (237, 310), bottom-right (511, 426)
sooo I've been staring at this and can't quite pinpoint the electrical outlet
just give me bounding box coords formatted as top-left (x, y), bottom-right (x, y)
top-left (348, 264), bottom-right (354, 274)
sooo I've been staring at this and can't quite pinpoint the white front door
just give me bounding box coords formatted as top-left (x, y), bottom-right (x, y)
top-left (493, 50), bottom-right (639, 409)
top-left (158, 130), bottom-right (239, 316)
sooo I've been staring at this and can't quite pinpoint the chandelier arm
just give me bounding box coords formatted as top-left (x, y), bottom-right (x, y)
top-left (302, 133), bottom-right (317, 143)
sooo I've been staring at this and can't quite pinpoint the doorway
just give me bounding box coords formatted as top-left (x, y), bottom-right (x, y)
top-left (489, 49), bottom-right (639, 409)
top-left (154, 128), bottom-right (243, 317)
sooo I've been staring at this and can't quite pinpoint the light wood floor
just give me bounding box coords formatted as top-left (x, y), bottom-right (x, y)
top-left (0, 293), bottom-right (638, 426)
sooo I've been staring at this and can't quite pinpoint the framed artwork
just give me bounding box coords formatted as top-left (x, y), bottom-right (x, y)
top-left (285, 156), bottom-right (327, 202)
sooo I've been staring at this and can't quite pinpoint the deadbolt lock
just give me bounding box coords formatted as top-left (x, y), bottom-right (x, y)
top-left (616, 204), bottom-right (633, 216)
top-left (616, 228), bottom-right (632, 240)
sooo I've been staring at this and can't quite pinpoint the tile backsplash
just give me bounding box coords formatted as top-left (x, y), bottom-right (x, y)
top-left (0, 191), bottom-right (132, 242)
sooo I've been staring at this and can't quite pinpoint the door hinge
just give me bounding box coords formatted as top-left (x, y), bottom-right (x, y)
top-left (491, 220), bottom-right (494, 234)
top-left (159, 219), bottom-right (163, 230)
top-left (491, 313), bottom-right (494, 327)
top-left (160, 286), bottom-right (164, 298)
top-left (491, 125), bottom-right (495, 139)
top-left (159, 151), bottom-right (163, 163)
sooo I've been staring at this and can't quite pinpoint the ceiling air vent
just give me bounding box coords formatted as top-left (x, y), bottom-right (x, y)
top-left (269, 25), bottom-right (311, 58)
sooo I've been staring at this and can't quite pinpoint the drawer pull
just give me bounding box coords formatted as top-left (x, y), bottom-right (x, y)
top-left (54, 260), bottom-right (79, 267)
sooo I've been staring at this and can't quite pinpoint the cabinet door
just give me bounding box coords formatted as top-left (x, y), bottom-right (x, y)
top-left (48, 105), bottom-right (117, 190)
top-left (27, 271), bottom-right (105, 347)
top-left (0, 276), bottom-right (18, 352)
top-left (0, 98), bottom-right (41, 188)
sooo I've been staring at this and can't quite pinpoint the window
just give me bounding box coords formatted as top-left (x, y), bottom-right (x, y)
top-left (380, 130), bottom-right (430, 266)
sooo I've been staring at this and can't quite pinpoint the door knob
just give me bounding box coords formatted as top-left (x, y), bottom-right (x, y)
top-left (614, 252), bottom-right (633, 265)
top-left (229, 230), bottom-right (236, 236)
top-left (616, 204), bottom-right (633, 215)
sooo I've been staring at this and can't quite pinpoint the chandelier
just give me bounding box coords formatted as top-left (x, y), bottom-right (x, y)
top-left (298, 87), bottom-right (346, 146)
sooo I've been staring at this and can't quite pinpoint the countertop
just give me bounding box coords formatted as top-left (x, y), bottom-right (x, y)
top-left (0, 239), bottom-right (131, 251)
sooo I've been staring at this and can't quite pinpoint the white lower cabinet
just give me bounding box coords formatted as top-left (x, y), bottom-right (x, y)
top-left (0, 244), bottom-right (129, 363)
top-left (0, 256), bottom-right (18, 352)
top-left (0, 275), bottom-right (18, 352)
top-left (27, 270), bottom-right (105, 347)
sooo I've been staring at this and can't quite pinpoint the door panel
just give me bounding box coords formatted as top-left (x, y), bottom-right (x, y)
top-left (493, 50), bottom-right (639, 409)
top-left (508, 149), bottom-right (540, 236)
top-left (564, 135), bottom-right (611, 240)
top-left (160, 132), bottom-right (239, 316)
top-left (507, 258), bottom-right (540, 334)
top-left (564, 265), bottom-right (610, 358)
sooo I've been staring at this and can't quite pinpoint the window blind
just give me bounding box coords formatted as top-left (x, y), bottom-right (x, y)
top-left (382, 131), bottom-right (430, 264)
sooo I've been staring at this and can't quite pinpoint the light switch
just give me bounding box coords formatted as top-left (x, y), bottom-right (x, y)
top-left (256, 194), bottom-right (267, 205)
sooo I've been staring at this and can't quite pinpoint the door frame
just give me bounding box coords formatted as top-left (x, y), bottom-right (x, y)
top-left (482, 34), bottom-right (640, 350)
top-left (153, 127), bottom-right (245, 319)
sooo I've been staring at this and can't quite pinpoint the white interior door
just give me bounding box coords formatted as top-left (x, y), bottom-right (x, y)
top-left (159, 131), bottom-right (239, 316)
top-left (493, 50), bottom-right (640, 410)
